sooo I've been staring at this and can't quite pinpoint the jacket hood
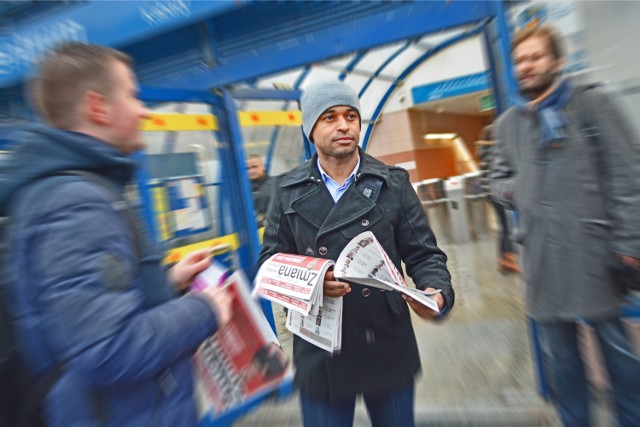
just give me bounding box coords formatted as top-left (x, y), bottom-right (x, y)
top-left (280, 147), bottom-right (390, 188)
top-left (0, 124), bottom-right (136, 214)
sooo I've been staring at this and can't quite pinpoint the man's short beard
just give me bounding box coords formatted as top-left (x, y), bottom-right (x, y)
top-left (520, 71), bottom-right (557, 99)
top-left (329, 145), bottom-right (358, 159)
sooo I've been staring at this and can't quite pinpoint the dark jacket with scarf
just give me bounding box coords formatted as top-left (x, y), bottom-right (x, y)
top-left (490, 85), bottom-right (640, 321)
top-left (0, 125), bottom-right (218, 426)
top-left (258, 149), bottom-right (453, 400)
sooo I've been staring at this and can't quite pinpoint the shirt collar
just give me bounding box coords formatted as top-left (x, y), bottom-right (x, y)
top-left (317, 155), bottom-right (360, 187)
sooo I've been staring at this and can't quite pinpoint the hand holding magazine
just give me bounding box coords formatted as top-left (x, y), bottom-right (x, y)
top-left (253, 231), bottom-right (441, 353)
top-left (191, 262), bottom-right (291, 416)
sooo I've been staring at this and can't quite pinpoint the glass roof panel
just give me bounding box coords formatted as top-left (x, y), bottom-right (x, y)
top-left (360, 80), bottom-right (393, 120)
top-left (342, 74), bottom-right (370, 97)
top-left (356, 41), bottom-right (409, 73)
top-left (380, 44), bottom-right (426, 77)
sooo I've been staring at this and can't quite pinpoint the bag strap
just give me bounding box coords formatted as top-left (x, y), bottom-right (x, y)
top-left (573, 85), bottom-right (611, 205)
top-left (574, 85), bottom-right (604, 170)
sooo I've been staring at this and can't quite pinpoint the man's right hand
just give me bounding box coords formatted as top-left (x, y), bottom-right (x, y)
top-left (200, 285), bottom-right (234, 327)
top-left (323, 269), bottom-right (351, 297)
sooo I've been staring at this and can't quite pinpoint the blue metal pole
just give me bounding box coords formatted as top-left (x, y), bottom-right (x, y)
top-left (339, 50), bottom-right (367, 82)
top-left (216, 90), bottom-right (261, 275)
top-left (266, 66), bottom-right (310, 174)
top-left (482, 26), bottom-right (506, 114)
top-left (216, 90), bottom-right (277, 333)
top-left (490, 0), bottom-right (519, 106)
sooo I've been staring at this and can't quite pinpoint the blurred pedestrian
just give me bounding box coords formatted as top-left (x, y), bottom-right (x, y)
top-left (491, 25), bottom-right (640, 427)
top-left (0, 43), bottom-right (233, 426)
top-left (259, 80), bottom-right (454, 427)
top-left (475, 124), bottom-right (520, 273)
top-left (247, 154), bottom-right (275, 227)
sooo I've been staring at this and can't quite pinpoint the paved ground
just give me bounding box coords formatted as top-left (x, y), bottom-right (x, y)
top-left (225, 201), bottom-right (624, 426)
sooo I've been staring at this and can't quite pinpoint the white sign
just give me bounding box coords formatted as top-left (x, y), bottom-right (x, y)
top-left (395, 161), bottom-right (416, 170)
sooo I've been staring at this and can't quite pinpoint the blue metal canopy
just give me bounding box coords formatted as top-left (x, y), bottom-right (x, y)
top-left (0, 0), bottom-right (517, 121)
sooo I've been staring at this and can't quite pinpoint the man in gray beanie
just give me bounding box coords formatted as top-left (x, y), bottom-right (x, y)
top-left (258, 80), bottom-right (454, 427)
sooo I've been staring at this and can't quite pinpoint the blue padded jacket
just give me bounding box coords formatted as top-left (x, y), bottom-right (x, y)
top-left (0, 125), bottom-right (217, 426)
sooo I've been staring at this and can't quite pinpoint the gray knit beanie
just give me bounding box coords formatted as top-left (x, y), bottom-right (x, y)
top-left (301, 81), bottom-right (361, 142)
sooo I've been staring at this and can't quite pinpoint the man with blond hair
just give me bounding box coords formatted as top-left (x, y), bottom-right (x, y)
top-left (491, 25), bottom-right (640, 426)
top-left (0, 43), bottom-right (232, 426)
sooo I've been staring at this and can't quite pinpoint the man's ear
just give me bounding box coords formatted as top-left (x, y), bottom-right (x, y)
top-left (84, 91), bottom-right (109, 125)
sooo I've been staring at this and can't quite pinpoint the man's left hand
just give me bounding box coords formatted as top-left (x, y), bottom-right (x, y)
top-left (169, 248), bottom-right (212, 291)
top-left (403, 287), bottom-right (445, 321)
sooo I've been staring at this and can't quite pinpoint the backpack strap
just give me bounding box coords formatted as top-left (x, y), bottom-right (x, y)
top-left (573, 84), bottom-right (604, 178)
top-left (573, 84), bottom-right (622, 218)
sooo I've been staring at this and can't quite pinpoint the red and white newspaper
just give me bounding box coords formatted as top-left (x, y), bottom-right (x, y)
top-left (253, 231), bottom-right (440, 354)
top-left (252, 253), bottom-right (334, 316)
top-left (191, 266), bottom-right (291, 416)
top-left (286, 296), bottom-right (342, 353)
top-left (334, 231), bottom-right (440, 313)
top-left (252, 254), bottom-right (342, 353)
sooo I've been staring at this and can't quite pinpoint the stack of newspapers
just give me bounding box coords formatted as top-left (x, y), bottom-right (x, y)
top-left (252, 253), bottom-right (342, 353)
top-left (253, 231), bottom-right (440, 354)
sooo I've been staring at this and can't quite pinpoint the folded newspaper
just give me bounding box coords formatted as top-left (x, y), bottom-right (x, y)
top-left (334, 231), bottom-right (441, 312)
top-left (253, 231), bottom-right (440, 353)
top-left (191, 263), bottom-right (291, 416)
top-left (252, 253), bottom-right (334, 316)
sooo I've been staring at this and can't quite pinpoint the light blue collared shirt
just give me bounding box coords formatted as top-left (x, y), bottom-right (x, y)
top-left (317, 156), bottom-right (360, 202)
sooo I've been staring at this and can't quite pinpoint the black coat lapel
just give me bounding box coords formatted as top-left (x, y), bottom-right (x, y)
top-left (289, 183), bottom-right (335, 230)
top-left (317, 183), bottom-right (377, 238)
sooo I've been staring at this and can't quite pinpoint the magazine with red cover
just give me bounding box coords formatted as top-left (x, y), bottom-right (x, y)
top-left (191, 265), bottom-right (291, 415)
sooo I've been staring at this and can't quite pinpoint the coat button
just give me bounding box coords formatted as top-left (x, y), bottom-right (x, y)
top-left (366, 329), bottom-right (375, 345)
top-left (362, 288), bottom-right (371, 298)
top-left (319, 246), bottom-right (328, 255)
top-left (361, 219), bottom-right (369, 227)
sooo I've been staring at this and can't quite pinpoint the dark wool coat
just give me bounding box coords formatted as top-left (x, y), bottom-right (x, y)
top-left (258, 149), bottom-right (453, 401)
